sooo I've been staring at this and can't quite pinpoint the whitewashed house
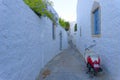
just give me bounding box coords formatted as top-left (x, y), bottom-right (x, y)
top-left (76, 0), bottom-right (120, 79)
top-left (0, 0), bottom-right (68, 80)
top-left (69, 22), bottom-right (77, 45)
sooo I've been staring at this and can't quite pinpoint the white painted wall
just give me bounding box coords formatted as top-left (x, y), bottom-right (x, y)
top-left (0, 0), bottom-right (68, 80)
top-left (70, 22), bottom-right (75, 35)
top-left (69, 22), bottom-right (77, 45)
top-left (77, 0), bottom-right (120, 79)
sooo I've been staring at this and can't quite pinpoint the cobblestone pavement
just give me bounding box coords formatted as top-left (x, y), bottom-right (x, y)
top-left (37, 45), bottom-right (112, 80)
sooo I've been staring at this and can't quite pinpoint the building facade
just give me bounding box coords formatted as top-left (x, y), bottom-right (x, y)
top-left (76, 0), bottom-right (120, 79)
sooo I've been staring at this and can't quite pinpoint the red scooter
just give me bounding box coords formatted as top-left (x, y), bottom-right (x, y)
top-left (84, 44), bottom-right (102, 76)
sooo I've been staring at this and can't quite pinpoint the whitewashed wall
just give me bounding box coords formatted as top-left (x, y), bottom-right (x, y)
top-left (69, 22), bottom-right (77, 45)
top-left (77, 0), bottom-right (120, 79)
top-left (0, 0), bottom-right (68, 80)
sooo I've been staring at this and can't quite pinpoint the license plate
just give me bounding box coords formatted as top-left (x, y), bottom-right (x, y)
top-left (94, 64), bottom-right (99, 68)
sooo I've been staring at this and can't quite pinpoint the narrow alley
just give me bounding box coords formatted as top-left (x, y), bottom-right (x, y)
top-left (37, 41), bottom-right (112, 80)
top-left (0, 0), bottom-right (120, 80)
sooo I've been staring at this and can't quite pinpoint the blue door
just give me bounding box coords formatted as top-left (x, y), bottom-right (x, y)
top-left (94, 9), bottom-right (100, 35)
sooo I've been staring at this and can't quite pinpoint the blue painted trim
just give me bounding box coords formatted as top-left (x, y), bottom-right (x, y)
top-left (94, 9), bottom-right (100, 35)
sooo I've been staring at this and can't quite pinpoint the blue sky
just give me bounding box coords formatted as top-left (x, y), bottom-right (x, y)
top-left (51, 0), bottom-right (77, 22)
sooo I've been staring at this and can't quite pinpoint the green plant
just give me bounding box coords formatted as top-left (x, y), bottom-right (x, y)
top-left (65, 22), bottom-right (70, 31)
top-left (59, 18), bottom-right (70, 31)
top-left (59, 18), bottom-right (66, 28)
top-left (24, 0), bottom-right (56, 23)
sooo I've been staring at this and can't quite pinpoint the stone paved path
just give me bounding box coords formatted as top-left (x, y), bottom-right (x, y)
top-left (37, 45), bottom-right (112, 80)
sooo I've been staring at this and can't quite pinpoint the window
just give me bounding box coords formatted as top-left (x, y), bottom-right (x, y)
top-left (93, 8), bottom-right (100, 35)
top-left (91, 1), bottom-right (101, 37)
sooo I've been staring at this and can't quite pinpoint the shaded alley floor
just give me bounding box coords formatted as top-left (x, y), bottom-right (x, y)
top-left (37, 45), bottom-right (112, 80)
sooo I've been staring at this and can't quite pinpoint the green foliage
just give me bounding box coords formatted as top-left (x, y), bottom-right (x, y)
top-left (74, 23), bottom-right (77, 31)
top-left (59, 18), bottom-right (70, 31)
top-left (65, 22), bottom-right (70, 31)
top-left (24, 0), bottom-right (55, 23)
top-left (59, 18), bottom-right (66, 28)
